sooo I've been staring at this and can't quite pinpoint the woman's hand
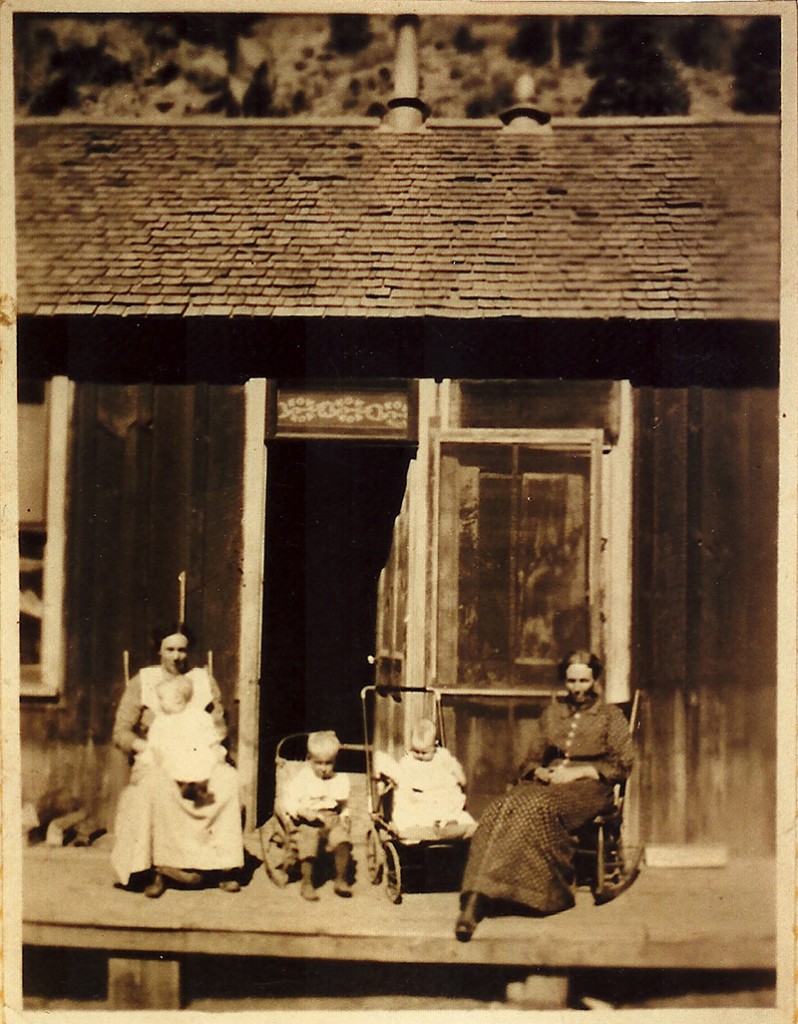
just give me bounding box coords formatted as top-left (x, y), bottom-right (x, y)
top-left (548, 763), bottom-right (600, 785)
top-left (296, 804), bottom-right (323, 823)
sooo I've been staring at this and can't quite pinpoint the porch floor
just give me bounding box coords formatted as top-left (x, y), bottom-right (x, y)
top-left (24, 839), bottom-right (775, 977)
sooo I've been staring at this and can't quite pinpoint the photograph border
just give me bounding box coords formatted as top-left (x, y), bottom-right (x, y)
top-left (1, 1), bottom-right (795, 1020)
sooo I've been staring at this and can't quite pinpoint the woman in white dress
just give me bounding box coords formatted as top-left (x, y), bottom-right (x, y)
top-left (111, 625), bottom-right (244, 898)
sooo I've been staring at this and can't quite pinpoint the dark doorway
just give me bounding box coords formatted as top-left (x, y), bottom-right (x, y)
top-left (257, 439), bottom-right (416, 820)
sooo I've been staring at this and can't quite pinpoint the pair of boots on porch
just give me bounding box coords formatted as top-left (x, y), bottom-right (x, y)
top-left (299, 843), bottom-right (353, 901)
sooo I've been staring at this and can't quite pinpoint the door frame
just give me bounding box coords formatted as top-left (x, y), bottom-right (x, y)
top-left (237, 378), bottom-right (268, 831)
top-left (240, 378), bottom-right (634, 827)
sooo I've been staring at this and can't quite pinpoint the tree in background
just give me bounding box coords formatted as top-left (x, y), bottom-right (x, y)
top-left (580, 17), bottom-right (690, 116)
top-left (14, 13), bottom-right (769, 121)
top-left (453, 24), bottom-right (485, 55)
top-left (143, 14), bottom-right (263, 65)
top-left (241, 62), bottom-right (273, 117)
top-left (555, 17), bottom-right (590, 69)
top-left (731, 17), bottom-right (780, 113)
top-left (671, 15), bottom-right (729, 71)
top-left (27, 38), bottom-right (132, 116)
top-left (507, 17), bottom-right (553, 66)
top-left (327, 14), bottom-right (372, 56)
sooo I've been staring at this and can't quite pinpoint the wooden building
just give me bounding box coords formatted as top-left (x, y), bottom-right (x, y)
top-left (14, 86), bottom-right (779, 862)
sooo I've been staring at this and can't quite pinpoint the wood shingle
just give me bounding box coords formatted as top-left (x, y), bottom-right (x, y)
top-left (15, 116), bottom-right (779, 321)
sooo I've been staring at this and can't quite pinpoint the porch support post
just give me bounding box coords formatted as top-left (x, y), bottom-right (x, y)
top-left (604, 379), bottom-right (634, 703)
top-left (108, 954), bottom-right (181, 1009)
top-left (506, 971), bottom-right (570, 1009)
top-left (237, 378), bottom-right (268, 832)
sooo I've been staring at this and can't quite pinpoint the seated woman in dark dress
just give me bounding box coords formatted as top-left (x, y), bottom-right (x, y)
top-left (455, 650), bottom-right (634, 941)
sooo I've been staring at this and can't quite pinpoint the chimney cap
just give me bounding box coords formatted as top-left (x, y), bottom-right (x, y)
top-left (387, 96), bottom-right (430, 119)
top-left (394, 13), bottom-right (421, 29)
top-left (499, 106), bottom-right (552, 127)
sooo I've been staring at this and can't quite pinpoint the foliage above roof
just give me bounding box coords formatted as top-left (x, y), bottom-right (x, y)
top-left (15, 117), bottom-right (779, 321)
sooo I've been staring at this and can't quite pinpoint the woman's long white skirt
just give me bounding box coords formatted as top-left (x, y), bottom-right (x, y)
top-left (111, 760), bottom-right (244, 885)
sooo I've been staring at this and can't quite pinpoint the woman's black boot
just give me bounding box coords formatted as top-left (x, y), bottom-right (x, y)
top-left (455, 891), bottom-right (484, 942)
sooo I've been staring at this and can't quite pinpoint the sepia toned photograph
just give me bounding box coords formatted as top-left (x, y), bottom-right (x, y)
top-left (1, 1), bottom-right (794, 1016)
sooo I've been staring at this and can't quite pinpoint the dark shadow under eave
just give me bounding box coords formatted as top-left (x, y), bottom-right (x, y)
top-left (16, 314), bottom-right (779, 387)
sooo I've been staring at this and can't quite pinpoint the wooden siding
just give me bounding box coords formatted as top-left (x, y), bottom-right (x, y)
top-left (20, 383), bottom-right (246, 830)
top-left (633, 387), bottom-right (777, 856)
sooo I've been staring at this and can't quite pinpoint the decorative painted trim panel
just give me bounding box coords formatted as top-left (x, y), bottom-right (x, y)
top-left (275, 388), bottom-right (410, 439)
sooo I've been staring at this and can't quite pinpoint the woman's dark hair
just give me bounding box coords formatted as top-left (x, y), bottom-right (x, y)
top-left (558, 649), bottom-right (603, 681)
top-left (151, 623), bottom-right (196, 654)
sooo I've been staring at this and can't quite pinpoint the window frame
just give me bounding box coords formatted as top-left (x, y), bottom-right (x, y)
top-left (431, 423), bottom-right (632, 703)
top-left (19, 376), bottom-right (72, 698)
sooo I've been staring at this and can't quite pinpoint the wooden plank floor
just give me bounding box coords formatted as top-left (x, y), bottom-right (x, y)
top-left (23, 840), bottom-right (775, 971)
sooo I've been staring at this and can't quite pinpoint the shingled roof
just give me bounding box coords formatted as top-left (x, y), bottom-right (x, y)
top-left (15, 116), bottom-right (779, 321)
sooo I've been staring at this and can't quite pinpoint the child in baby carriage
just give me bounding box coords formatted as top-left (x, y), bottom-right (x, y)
top-left (379, 718), bottom-right (476, 838)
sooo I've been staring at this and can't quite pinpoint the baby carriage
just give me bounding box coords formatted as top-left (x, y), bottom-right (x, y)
top-left (258, 733), bottom-right (364, 891)
top-left (361, 684), bottom-right (475, 905)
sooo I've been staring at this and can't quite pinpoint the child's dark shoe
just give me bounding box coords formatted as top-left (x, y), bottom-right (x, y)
top-left (300, 860), bottom-right (318, 900)
top-left (332, 842), bottom-right (353, 898)
top-left (334, 878), bottom-right (353, 898)
top-left (300, 878), bottom-right (319, 901)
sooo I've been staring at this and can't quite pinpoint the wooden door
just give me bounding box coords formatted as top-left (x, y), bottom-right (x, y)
top-left (372, 467), bottom-right (412, 761)
top-left (432, 428), bottom-right (608, 813)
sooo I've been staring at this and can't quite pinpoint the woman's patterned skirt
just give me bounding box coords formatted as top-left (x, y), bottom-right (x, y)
top-left (461, 777), bottom-right (614, 914)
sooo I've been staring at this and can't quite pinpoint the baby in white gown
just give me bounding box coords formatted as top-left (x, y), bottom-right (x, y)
top-left (380, 718), bottom-right (475, 837)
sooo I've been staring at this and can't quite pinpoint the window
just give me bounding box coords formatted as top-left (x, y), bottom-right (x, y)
top-left (18, 377), bottom-right (71, 697)
top-left (436, 430), bottom-right (605, 692)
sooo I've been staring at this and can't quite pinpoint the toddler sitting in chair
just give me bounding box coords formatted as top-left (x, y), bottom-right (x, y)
top-left (141, 676), bottom-right (226, 808)
top-left (384, 719), bottom-right (476, 838)
top-left (282, 730), bottom-right (353, 901)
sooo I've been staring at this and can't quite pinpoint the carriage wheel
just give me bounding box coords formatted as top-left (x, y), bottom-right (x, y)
top-left (260, 817), bottom-right (290, 888)
top-left (384, 841), bottom-right (402, 904)
top-left (366, 829), bottom-right (384, 885)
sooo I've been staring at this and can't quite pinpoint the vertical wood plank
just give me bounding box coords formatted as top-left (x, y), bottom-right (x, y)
top-left (108, 956), bottom-right (181, 1010)
top-left (149, 386), bottom-right (193, 631)
top-left (129, 384), bottom-right (155, 672)
top-left (634, 389), bottom-right (689, 847)
top-left (202, 385), bottom-right (246, 720)
top-left (435, 450), bottom-right (459, 689)
top-left (684, 387), bottom-right (705, 844)
top-left (66, 384), bottom-right (99, 740)
top-left (743, 388), bottom-right (777, 852)
top-left (189, 382), bottom-right (209, 658)
top-left (88, 386), bottom-right (128, 745)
